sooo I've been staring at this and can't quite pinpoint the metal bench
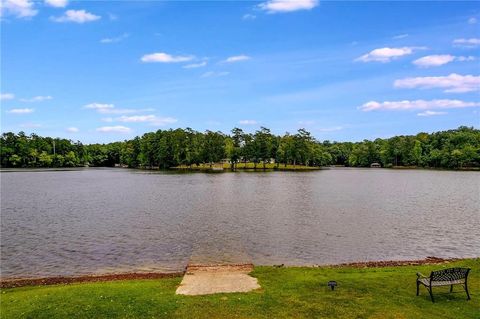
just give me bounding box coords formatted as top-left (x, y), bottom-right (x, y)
top-left (416, 267), bottom-right (471, 302)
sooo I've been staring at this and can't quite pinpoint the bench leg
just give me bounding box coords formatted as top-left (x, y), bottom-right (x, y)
top-left (416, 281), bottom-right (420, 296)
top-left (450, 285), bottom-right (453, 293)
top-left (465, 283), bottom-right (471, 300)
top-left (428, 287), bottom-right (435, 303)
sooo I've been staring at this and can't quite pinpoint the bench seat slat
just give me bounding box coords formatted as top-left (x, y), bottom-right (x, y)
top-left (419, 278), bottom-right (465, 286)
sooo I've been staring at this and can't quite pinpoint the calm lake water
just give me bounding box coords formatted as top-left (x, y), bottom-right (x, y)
top-left (1, 168), bottom-right (479, 279)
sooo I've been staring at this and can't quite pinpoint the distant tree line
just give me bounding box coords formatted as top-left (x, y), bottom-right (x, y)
top-left (1, 126), bottom-right (479, 169)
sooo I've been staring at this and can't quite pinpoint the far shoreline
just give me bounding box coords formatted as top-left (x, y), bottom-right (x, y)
top-left (1, 165), bottom-right (480, 173)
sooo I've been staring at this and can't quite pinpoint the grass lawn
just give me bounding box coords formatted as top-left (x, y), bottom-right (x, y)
top-left (173, 162), bottom-right (320, 171)
top-left (1, 259), bottom-right (478, 318)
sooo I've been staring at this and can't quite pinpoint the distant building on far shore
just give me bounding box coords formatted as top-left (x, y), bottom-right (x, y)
top-left (370, 162), bottom-right (381, 168)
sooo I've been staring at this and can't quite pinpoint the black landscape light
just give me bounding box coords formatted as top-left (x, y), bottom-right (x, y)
top-left (328, 281), bottom-right (337, 291)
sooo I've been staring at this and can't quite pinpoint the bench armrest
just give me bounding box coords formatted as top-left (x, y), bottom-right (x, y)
top-left (416, 272), bottom-right (427, 278)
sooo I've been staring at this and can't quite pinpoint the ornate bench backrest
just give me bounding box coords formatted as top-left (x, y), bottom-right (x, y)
top-left (430, 268), bottom-right (470, 282)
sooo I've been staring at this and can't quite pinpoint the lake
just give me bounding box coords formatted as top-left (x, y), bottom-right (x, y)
top-left (1, 168), bottom-right (479, 279)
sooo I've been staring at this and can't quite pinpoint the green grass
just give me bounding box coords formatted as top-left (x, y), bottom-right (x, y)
top-left (173, 162), bottom-right (320, 171)
top-left (1, 259), bottom-right (478, 318)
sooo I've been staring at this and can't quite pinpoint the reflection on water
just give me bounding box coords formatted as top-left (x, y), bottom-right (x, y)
top-left (1, 168), bottom-right (479, 278)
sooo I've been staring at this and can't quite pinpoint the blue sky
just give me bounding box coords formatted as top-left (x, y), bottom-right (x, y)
top-left (1, 0), bottom-right (479, 143)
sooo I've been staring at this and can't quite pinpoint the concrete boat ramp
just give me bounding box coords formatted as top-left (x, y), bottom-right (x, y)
top-left (175, 263), bottom-right (260, 295)
top-left (176, 229), bottom-right (260, 295)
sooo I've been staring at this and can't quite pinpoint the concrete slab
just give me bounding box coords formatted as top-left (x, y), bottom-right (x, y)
top-left (175, 264), bottom-right (261, 295)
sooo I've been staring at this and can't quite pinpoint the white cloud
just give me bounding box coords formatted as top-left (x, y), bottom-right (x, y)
top-left (298, 120), bottom-right (315, 126)
top-left (394, 73), bottom-right (480, 93)
top-left (20, 95), bottom-right (53, 102)
top-left (360, 99), bottom-right (480, 112)
top-left (468, 17), bottom-right (477, 24)
top-left (117, 115), bottom-right (177, 126)
top-left (84, 102), bottom-right (154, 115)
top-left (453, 38), bottom-right (480, 48)
top-left (51, 9), bottom-right (100, 23)
top-left (116, 115), bottom-right (155, 123)
top-left (457, 56), bottom-right (476, 62)
top-left (44, 0), bottom-right (68, 8)
top-left (96, 126), bottom-right (132, 133)
top-left (412, 55), bottom-right (455, 68)
top-left (417, 110), bottom-right (447, 117)
top-left (412, 55), bottom-right (475, 68)
top-left (355, 46), bottom-right (424, 63)
top-left (141, 52), bottom-right (193, 63)
top-left (100, 33), bottom-right (129, 44)
top-left (182, 61), bottom-right (207, 69)
top-left (0, 93), bottom-right (15, 100)
top-left (259, 0), bottom-right (318, 13)
top-left (7, 108), bottom-right (34, 114)
top-left (20, 122), bottom-right (42, 128)
top-left (66, 126), bottom-right (79, 132)
top-left (223, 55), bottom-right (251, 63)
top-left (242, 14), bottom-right (256, 20)
top-left (239, 120), bottom-right (258, 125)
top-left (101, 117), bottom-right (114, 122)
top-left (0, 0), bottom-right (38, 19)
top-left (317, 126), bottom-right (343, 132)
top-left (84, 103), bottom-right (114, 110)
top-left (201, 71), bottom-right (229, 78)
top-left (100, 108), bottom-right (151, 115)
top-left (392, 34), bottom-right (409, 39)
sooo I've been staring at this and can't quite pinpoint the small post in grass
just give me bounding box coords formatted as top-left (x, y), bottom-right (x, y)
top-left (328, 281), bottom-right (337, 291)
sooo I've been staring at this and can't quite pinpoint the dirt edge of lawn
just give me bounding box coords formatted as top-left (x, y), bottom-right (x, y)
top-left (0, 256), bottom-right (462, 289)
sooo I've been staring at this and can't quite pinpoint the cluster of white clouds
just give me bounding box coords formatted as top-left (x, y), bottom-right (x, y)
top-left (141, 52), bottom-right (250, 66)
top-left (360, 99), bottom-right (480, 112)
top-left (84, 102), bottom-right (177, 133)
top-left (358, 21), bottom-right (479, 118)
top-left (140, 52), bottom-right (251, 79)
top-left (84, 102), bottom-right (155, 115)
top-left (360, 73), bottom-right (480, 116)
top-left (1, 0), bottom-right (101, 24)
top-left (2, 92), bottom-right (53, 116)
